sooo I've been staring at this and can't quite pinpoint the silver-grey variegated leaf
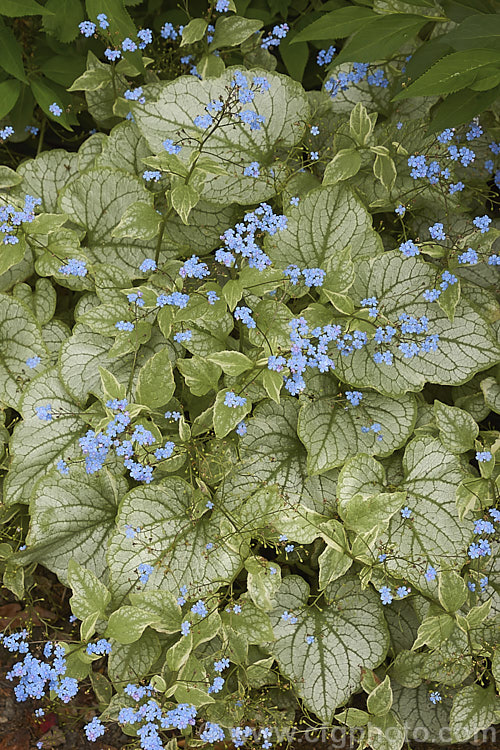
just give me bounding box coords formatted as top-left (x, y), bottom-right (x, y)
top-left (16, 150), bottom-right (79, 212)
top-left (107, 477), bottom-right (246, 598)
top-left (132, 68), bottom-right (309, 205)
top-left (298, 392), bottom-right (416, 474)
top-left (4, 371), bottom-right (85, 506)
top-left (0, 293), bottom-right (49, 409)
top-left (265, 184), bottom-right (383, 269)
top-left (23, 468), bottom-right (126, 583)
top-left (335, 252), bottom-right (500, 396)
top-left (269, 573), bottom-right (389, 721)
top-left (58, 168), bottom-right (170, 274)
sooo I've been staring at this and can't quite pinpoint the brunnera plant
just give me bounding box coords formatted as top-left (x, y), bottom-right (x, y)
top-left (0, 8), bottom-right (500, 750)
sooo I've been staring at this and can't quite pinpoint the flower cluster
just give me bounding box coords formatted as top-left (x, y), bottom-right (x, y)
top-left (2, 633), bottom-right (78, 704)
top-left (325, 63), bottom-right (388, 99)
top-left (1, 195), bottom-right (41, 244)
top-left (217, 203), bottom-right (287, 272)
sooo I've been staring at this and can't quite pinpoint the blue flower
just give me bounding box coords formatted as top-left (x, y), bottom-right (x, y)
top-left (234, 306), bottom-right (256, 328)
top-left (191, 600), bottom-right (208, 617)
top-left (57, 459), bottom-right (69, 475)
top-left (163, 138), bottom-right (181, 154)
top-left (115, 321), bottom-right (134, 331)
top-left (216, 0), bottom-right (230, 11)
top-left (84, 715), bottom-right (105, 742)
top-left (310, 125), bottom-right (320, 135)
top-left (346, 391), bottom-right (362, 406)
top-left (104, 49), bottom-right (121, 61)
top-left (236, 422), bottom-right (247, 436)
top-left (179, 254), bottom-right (209, 279)
top-left (310, 151), bottom-right (319, 161)
top-left (424, 565), bottom-right (437, 581)
top-left (86, 639), bottom-right (112, 656)
top-left (429, 222), bottom-right (446, 241)
top-left (181, 621), bottom-right (191, 636)
top-left (396, 586), bottom-right (411, 598)
top-left (79, 21), bottom-right (96, 36)
top-left (317, 46), bottom-right (335, 66)
top-left (379, 586), bottom-right (393, 605)
top-left (224, 391), bottom-right (247, 408)
top-left (49, 102), bottom-right (62, 117)
top-left (399, 239), bottom-right (419, 257)
top-left (290, 196), bottom-right (299, 206)
top-left (473, 215), bottom-right (491, 233)
top-left (458, 248), bottom-right (478, 264)
top-left (306, 635), bottom-right (315, 644)
top-left (395, 204), bottom-right (405, 217)
top-left (59, 258), bottom-right (87, 277)
top-left (429, 691), bottom-right (441, 704)
top-left (173, 330), bottom-right (192, 342)
top-left (476, 451), bottom-right (492, 462)
top-left (137, 563), bottom-right (154, 584)
top-left (143, 170), bottom-right (161, 182)
top-left (243, 161), bottom-right (260, 178)
top-left (26, 356), bottom-right (41, 369)
top-left (36, 404), bottom-right (52, 422)
top-left (97, 13), bottom-right (109, 28)
top-left (122, 37), bottom-right (137, 52)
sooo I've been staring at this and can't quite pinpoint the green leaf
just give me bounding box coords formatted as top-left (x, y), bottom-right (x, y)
top-left (449, 685), bottom-right (499, 743)
top-left (394, 49), bottom-right (500, 100)
top-left (438, 570), bottom-right (467, 613)
top-left (292, 7), bottom-right (376, 43)
top-left (177, 355), bottom-right (221, 397)
top-left (135, 347), bottom-right (175, 408)
top-left (437, 277), bottom-right (460, 322)
top-left (262, 368), bottom-right (282, 404)
top-left (245, 557), bottom-right (282, 611)
top-left (30, 78), bottom-right (73, 130)
top-left (350, 102), bottom-right (374, 146)
top-left (23, 468), bottom-right (125, 584)
top-left (265, 184), bottom-right (382, 270)
top-left (222, 601), bottom-right (274, 643)
top-left (18, 149), bottom-right (79, 213)
top-left (171, 184), bottom-right (200, 224)
top-left (108, 630), bottom-right (161, 688)
top-left (129, 590), bottom-right (181, 634)
top-left (373, 153), bottom-right (397, 193)
top-left (42, 0), bottom-right (84, 43)
top-left (0, 0), bottom-right (53, 14)
top-left (0, 26), bottom-right (27, 81)
top-left (206, 350), bottom-right (253, 377)
top-left (298, 392), bottom-right (416, 473)
top-left (340, 491), bottom-right (407, 534)
top-left (367, 711), bottom-right (405, 750)
top-left (0, 78), bottom-right (21, 120)
top-left (434, 399), bottom-right (478, 453)
top-left (68, 558), bottom-right (111, 620)
top-left (112, 203), bottom-right (161, 240)
top-left (106, 606), bottom-right (159, 644)
top-left (181, 18), bottom-right (208, 46)
top-left (480, 376), bottom-right (500, 413)
top-left (222, 279), bottom-right (243, 311)
top-left (209, 16), bottom-right (262, 50)
top-left (441, 13), bottom-right (500, 51)
top-left (108, 477), bottom-right (246, 598)
top-left (333, 14), bottom-right (427, 67)
top-left (392, 683), bottom-right (453, 743)
top-left (213, 389), bottom-right (251, 438)
top-left (270, 574), bottom-right (389, 721)
top-left (367, 676), bottom-right (393, 716)
top-left (0, 164), bottom-right (22, 188)
top-left (336, 252), bottom-right (500, 396)
top-left (338, 438), bottom-right (473, 590)
top-left (219, 400), bottom-right (339, 515)
top-left (318, 545), bottom-right (352, 590)
top-left (67, 68), bottom-right (112, 92)
top-left (323, 149), bottom-right (362, 185)
top-left (412, 613), bottom-right (455, 650)
top-left (197, 53), bottom-right (225, 79)
top-left (0, 242), bottom-right (25, 276)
